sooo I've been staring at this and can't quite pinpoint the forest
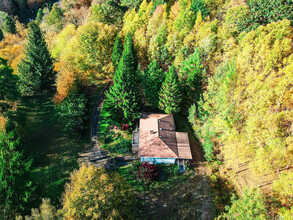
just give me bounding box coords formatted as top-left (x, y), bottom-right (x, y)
top-left (0, 0), bottom-right (293, 219)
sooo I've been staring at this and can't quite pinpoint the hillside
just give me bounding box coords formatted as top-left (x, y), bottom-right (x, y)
top-left (0, 0), bottom-right (293, 219)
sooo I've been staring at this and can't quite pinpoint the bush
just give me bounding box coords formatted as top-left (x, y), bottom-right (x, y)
top-left (102, 137), bottom-right (131, 156)
top-left (138, 162), bottom-right (159, 182)
top-left (57, 92), bottom-right (88, 134)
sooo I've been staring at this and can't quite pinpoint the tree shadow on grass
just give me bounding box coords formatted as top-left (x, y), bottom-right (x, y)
top-left (13, 95), bottom-right (89, 209)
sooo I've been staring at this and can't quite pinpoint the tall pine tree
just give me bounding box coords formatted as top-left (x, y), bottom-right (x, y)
top-left (179, 49), bottom-right (205, 107)
top-left (0, 131), bottom-right (32, 218)
top-left (112, 35), bottom-right (123, 70)
top-left (106, 33), bottom-right (141, 122)
top-left (142, 60), bottom-right (165, 109)
top-left (35, 8), bottom-right (44, 24)
top-left (159, 65), bottom-right (182, 114)
top-left (18, 22), bottom-right (55, 96)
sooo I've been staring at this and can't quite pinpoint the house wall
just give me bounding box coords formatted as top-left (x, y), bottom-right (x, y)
top-left (141, 157), bottom-right (176, 164)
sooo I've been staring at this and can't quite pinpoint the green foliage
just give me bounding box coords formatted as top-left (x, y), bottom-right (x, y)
top-left (91, 1), bottom-right (127, 25)
top-left (35, 8), bottom-right (44, 24)
top-left (121, 0), bottom-right (143, 9)
top-left (0, 28), bottom-right (4, 42)
top-left (223, 188), bottom-right (269, 219)
top-left (112, 35), bottom-right (123, 70)
top-left (102, 133), bottom-right (132, 156)
top-left (190, 0), bottom-right (209, 19)
top-left (58, 91), bottom-right (88, 134)
top-left (18, 22), bottom-right (55, 96)
top-left (63, 166), bottom-right (137, 219)
top-left (188, 61), bottom-right (236, 161)
top-left (45, 3), bottom-right (64, 30)
top-left (0, 57), bottom-right (19, 113)
top-left (106, 33), bottom-right (141, 122)
top-left (159, 65), bottom-right (182, 114)
top-left (239, 0), bottom-right (293, 32)
top-left (0, 131), bottom-right (32, 218)
top-left (179, 49), bottom-right (206, 107)
top-left (142, 60), bottom-right (165, 109)
top-left (2, 14), bottom-right (16, 34)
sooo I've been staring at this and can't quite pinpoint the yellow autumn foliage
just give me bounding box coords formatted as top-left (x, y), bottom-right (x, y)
top-left (63, 165), bottom-right (136, 219)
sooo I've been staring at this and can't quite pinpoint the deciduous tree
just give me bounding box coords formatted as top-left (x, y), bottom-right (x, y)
top-left (63, 166), bottom-right (137, 219)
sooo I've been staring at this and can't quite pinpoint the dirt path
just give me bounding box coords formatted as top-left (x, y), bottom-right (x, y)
top-left (78, 81), bottom-right (111, 167)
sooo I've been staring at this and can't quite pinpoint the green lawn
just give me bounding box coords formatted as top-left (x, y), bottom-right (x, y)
top-left (14, 83), bottom-right (105, 210)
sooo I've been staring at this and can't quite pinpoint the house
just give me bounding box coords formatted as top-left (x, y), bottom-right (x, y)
top-left (132, 113), bottom-right (192, 172)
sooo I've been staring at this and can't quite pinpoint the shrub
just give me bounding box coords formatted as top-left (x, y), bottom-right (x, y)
top-left (57, 91), bottom-right (88, 134)
top-left (138, 162), bottom-right (159, 182)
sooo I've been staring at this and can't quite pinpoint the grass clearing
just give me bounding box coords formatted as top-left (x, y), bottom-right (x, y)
top-left (118, 164), bottom-right (215, 219)
top-left (13, 83), bottom-right (105, 210)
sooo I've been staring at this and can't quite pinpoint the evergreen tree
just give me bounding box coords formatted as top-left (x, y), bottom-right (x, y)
top-left (0, 57), bottom-right (19, 113)
top-left (112, 35), bottom-right (123, 70)
top-left (18, 22), bottom-right (55, 96)
top-left (106, 32), bottom-right (141, 122)
top-left (35, 8), bottom-right (44, 24)
top-left (179, 49), bottom-right (206, 107)
top-left (142, 60), bottom-right (165, 109)
top-left (0, 131), bottom-right (32, 218)
top-left (159, 65), bottom-right (182, 114)
top-left (2, 15), bottom-right (16, 34)
top-left (0, 28), bottom-right (4, 41)
top-left (191, 0), bottom-right (209, 19)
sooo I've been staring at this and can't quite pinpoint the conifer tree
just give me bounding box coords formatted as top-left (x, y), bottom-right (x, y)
top-left (179, 49), bottom-right (205, 107)
top-left (0, 131), bottom-right (32, 218)
top-left (0, 28), bottom-right (4, 42)
top-left (2, 15), bottom-right (16, 34)
top-left (112, 35), bottom-right (123, 70)
top-left (18, 22), bottom-right (55, 96)
top-left (35, 8), bottom-right (44, 24)
top-left (0, 58), bottom-right (19, 113)
top-left (159, 65), bottom-right (182, 114)
top-left (106, 32), bottom-right (141, 122)
top-left (142, 60), bottom-right (165, 109)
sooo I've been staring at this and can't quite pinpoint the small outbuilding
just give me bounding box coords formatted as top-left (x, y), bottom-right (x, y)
top-left (132, 113), bottom-right (192, 172)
